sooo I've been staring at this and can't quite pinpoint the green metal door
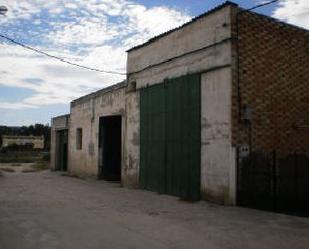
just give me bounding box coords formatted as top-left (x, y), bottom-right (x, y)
top-left (140, 83), bottom-right (166, 194)
top-left (140, 74), bottom-right (201, 200)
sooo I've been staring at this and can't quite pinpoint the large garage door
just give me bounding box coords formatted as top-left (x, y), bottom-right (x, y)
top-left (140, 74), bottom-right (200, 201)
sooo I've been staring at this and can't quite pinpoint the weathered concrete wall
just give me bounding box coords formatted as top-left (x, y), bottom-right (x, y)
top-left (201, 67), bottom-right (236, 205)
top-left (127, 4), bottom-right (236, 203)
top-left (127, 4), bottom-right (233, 88)
top-left (68, 83), bottom-right (126, 177)
top-left (122, 90), bottom-right (140, 188)
top-left (50, 114), bottom-right (70, 171)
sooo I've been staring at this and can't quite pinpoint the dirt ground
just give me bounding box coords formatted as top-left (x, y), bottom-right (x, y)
top-left (0, 167), bottom-right (309, 249)
top-left (0, 163), bottom-right (35, 173)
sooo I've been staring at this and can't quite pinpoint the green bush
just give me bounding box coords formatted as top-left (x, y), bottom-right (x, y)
top-left (0, 151), bottom-right (42, 163)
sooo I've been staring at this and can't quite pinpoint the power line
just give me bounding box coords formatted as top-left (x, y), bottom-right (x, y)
top-left (0, 0), bottom-right (298, 76)
top-left (247, 0), bottom-right (280, 11)
top-left (0, 33), bottom-right (126, 75)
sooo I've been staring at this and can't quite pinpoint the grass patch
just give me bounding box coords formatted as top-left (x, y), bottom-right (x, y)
top-left (0, 167), bottom-right (15, 173)
top-left (0, 151), bottom-right (50, 171)
top-left (35, 161), bottom-right (49, 170)
top-left (0, 157), bottom-right (37, 163)
top-left (33, 160), bottom-right (50, 171)
top-left (21, 162), bottom-right (49, 173)
top-left (0, 151), bottom-right (42, 163)
top-left (0, 151), bottom-right (49, 163)
top-left (0, 151), bottom-right (50, 173)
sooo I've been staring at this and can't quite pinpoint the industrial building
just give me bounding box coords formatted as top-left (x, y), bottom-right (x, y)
top-left (51, 2), bottom-right (309, 212)
top-left (2, 135), bottom-right (44, 149)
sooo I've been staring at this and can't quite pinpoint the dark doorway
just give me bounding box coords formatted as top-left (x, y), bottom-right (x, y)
top-left (56, 129), bottom-right (68, 171)
top-left (98, 115), bottom-right (122, 181)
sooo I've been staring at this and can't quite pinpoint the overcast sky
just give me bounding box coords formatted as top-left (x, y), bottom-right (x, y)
top-left (0, 0), bottom-right (308, 126)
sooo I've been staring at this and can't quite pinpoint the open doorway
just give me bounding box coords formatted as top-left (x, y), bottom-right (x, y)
top-left (98, 115), bottom-right (122, 181)
top-left (56, 129), bottom-right (68, 171)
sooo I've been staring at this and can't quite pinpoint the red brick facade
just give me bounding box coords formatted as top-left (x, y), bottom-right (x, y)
top-left (231, 9), bottom-right (309, 156)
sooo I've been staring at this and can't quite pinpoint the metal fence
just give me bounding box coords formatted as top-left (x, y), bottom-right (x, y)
top-left (237, 151), bottom-right (309, 217)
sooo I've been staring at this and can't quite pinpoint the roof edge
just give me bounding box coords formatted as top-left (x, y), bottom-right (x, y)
top-left (52, 114), bottom-right (70, 120)
top-left (71, 81), bottom-right (126, 106)
top-left (127, 1), bottom-right (238, 52)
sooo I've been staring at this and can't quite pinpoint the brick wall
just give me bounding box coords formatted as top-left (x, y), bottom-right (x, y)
top-left (232, 9), bottom-right (309, 155)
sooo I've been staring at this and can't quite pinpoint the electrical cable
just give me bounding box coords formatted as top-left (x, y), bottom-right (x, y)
top-left (0, 33), bottom-right (126, 75)
top-left (247, 0), bottom-right (280, 11)
top-left (0, 0), bottom-right (300, 76)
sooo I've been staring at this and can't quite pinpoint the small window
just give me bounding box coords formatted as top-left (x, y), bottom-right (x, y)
top-left (76, 128), bottom-right (83, 150)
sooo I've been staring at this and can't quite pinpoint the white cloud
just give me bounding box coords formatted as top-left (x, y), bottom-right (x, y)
top-left (126, 6), bottom-right (190, 36)
top-left (83, 45), bottom-right (127, 71)
top-left (272, 0), bottom-right (309, 29)
top-left (0, 101), bottom-right (37, 109)
top-left (0, 0), bottom-right (191, 110)
top-left (46, 1), bottom-right (191, 48)
top-left (65, 3), bottom-right (79, 9)
top-left (46, 17), bottom-right (120, 46)
top-left (0, 43), bottom-right (123, 107)
top-left (0, 0), bottom-right (55, 23)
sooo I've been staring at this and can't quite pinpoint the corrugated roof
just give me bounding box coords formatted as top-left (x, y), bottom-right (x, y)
top-left (126, 1), bottom-right (238, 52)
